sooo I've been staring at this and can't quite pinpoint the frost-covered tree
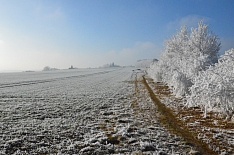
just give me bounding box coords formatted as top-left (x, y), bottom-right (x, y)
top-left (187, 49), bottom-right (234, 119)
top-left (43, 66), bottom-right (51, 71)
top-left (148, 21), bottom-right (221, 97)
top-left (187, 22), bottom-right (220, 78)
top-left (42, 66), bottom-right (58, 71)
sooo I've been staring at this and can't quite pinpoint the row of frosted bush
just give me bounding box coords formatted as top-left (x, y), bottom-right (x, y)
top-left (148, 22), bottom-right (234, 119)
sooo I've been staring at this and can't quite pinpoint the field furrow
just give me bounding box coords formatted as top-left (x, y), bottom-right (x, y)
top-left (0, 68), bottom-right (203, 154)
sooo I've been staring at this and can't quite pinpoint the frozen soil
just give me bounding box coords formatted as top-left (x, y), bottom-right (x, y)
top-left (146, 78), bottom-right (234, 155)
top-left (0, 68), bottom-right (206, 154)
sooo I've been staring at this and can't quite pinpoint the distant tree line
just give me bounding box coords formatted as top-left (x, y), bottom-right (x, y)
top-left (102, 62), bottom-right (120, 68)
top-left (42, 66), bottom-right (59, 71)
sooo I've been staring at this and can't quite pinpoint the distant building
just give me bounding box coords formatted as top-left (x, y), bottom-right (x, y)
top-left (69, 65), bottom-right (74, 69)
top-left (102, 62), bottom-right (120, 68)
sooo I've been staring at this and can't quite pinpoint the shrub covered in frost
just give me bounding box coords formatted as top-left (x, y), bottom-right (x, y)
top-left (148, 21), bottom-right (220, 97)
top-left (187, 49), bottom-right (234, 118)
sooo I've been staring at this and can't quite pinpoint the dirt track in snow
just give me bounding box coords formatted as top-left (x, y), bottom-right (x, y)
top-left (0, 68), bottom-right (222, 154)
top-left (145, 76), bottom-right (234, 155)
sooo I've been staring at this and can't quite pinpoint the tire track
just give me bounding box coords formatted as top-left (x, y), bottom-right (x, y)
top-left (142, 76), bottom-right (218, 155)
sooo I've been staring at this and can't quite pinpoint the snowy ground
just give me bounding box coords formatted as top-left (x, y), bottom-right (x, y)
top-left (147, 78), bottom-right (234, 155)
top-left (1, 68), bottom-right (199, 154)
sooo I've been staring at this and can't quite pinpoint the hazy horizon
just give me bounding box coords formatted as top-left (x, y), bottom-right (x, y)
top-left (1, 0), bottom-right (234, 71)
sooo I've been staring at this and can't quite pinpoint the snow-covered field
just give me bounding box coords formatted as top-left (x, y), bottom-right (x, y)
top-left (0, 68), bottom-right (198, 154)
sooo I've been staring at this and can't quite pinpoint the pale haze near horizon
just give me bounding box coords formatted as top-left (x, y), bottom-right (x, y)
top-left (0, 0), bottom-right (234, 72)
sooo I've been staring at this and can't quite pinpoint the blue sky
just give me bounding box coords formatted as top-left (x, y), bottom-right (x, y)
top-left (0, 0), bottom-right (234, 71)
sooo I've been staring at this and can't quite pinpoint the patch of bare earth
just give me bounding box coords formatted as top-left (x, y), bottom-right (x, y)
top-left (145, 76), bottom-right (234, 155)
